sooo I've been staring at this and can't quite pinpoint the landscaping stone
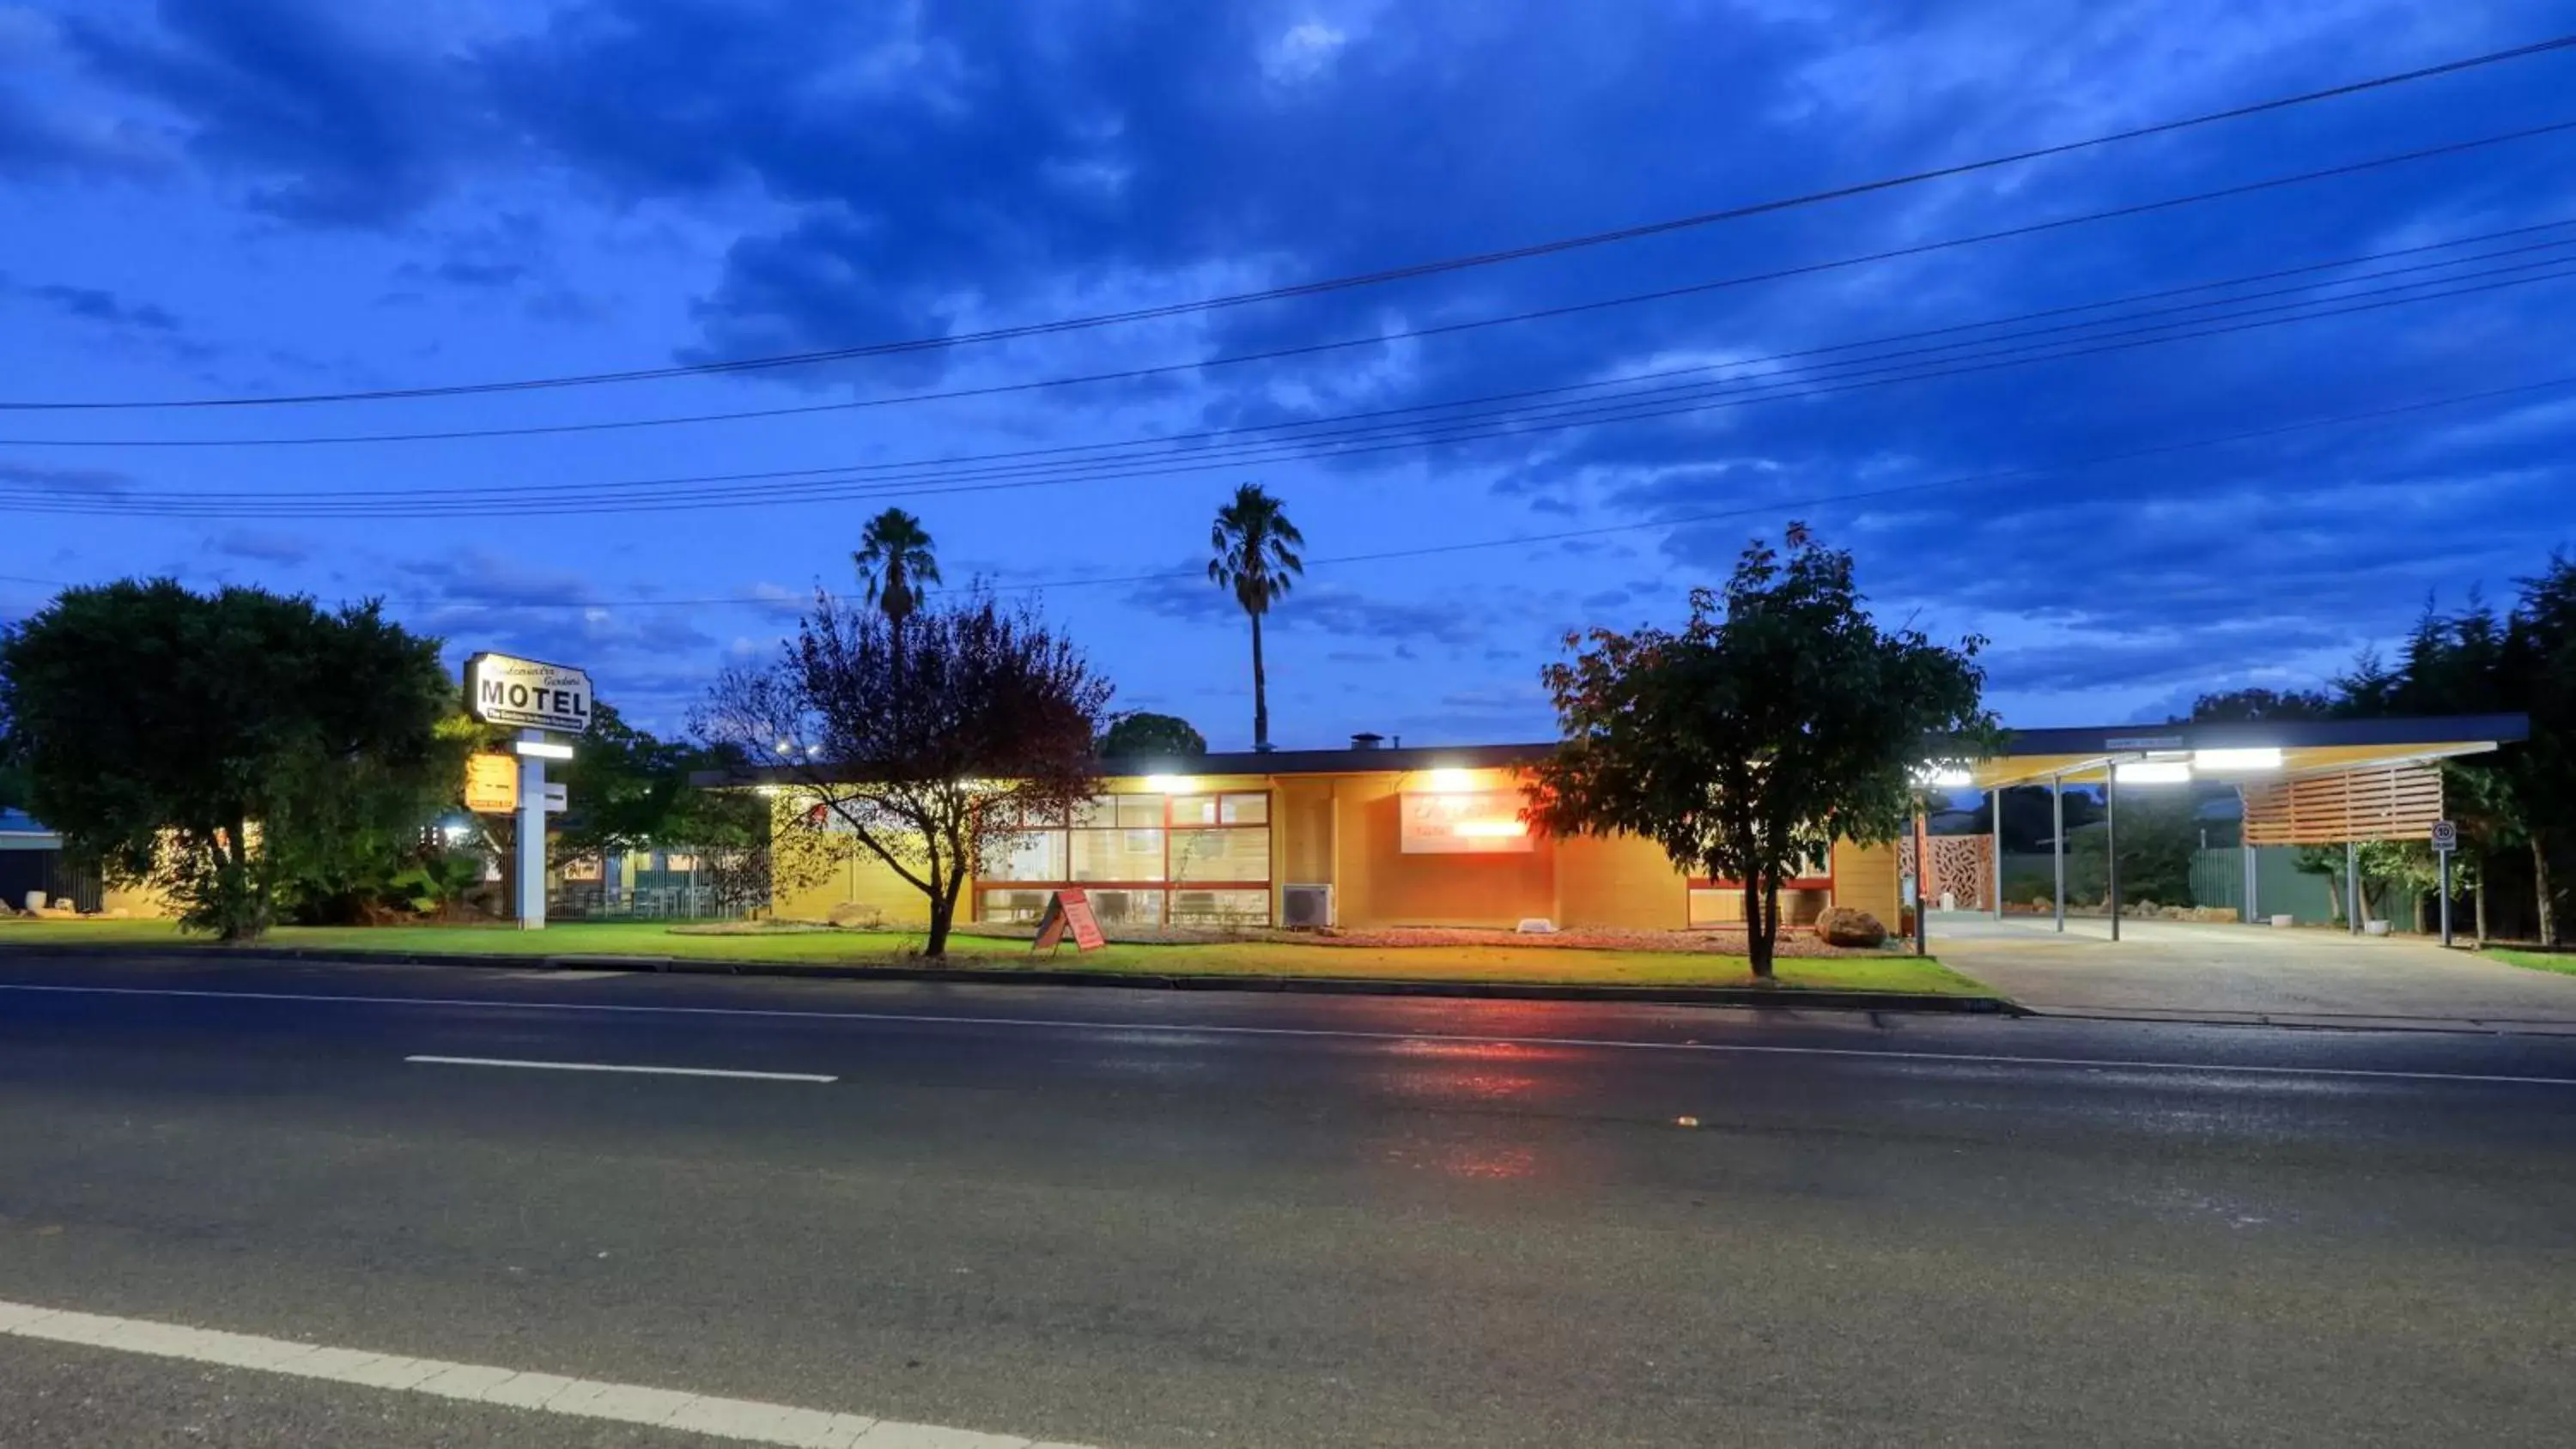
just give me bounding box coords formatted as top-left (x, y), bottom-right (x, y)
top-left (1814, 906), bottom-right (1889, 948)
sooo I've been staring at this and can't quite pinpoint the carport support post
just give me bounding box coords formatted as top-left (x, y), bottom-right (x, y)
top-left (2050, 773), bottom-right (2065, 933)
top-left (2242, 792), bottom-right (2258, 925)
top-left (2105, 767), bottom-right (2120, 943)
top-left (2346, 839), bottom-right (2362, 937)
top-left (1990, 787), bottom-right (2005, 920)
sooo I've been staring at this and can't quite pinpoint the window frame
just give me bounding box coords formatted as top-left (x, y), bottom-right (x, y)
top-left (976, 789), bottom-right (1274, 925)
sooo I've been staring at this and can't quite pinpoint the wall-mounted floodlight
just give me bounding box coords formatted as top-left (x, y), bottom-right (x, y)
top-left (2114, 760), bottom-right (2191, 785)
top-left (1143, 774), bottom-right (1194, 794)
top-left (1914, 766), bottom-right (1974, 788)
top-left (512, 738), bottom-right (575, 761)
top-left (1426, 767), bottom-right (1477, 792)
top-left (2192, 747), bottom-right (2284, 772)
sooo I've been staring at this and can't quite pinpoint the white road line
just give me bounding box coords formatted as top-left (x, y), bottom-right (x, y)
top-left (6, 981), bottom-right (2575, 1088)
top-left (0, 1297), bottom-right (1085, 1448)
top-left (404, 1054), bottom-right (837, 1083)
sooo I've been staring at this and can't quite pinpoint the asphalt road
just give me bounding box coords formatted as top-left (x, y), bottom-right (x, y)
top-left (3, 951), bottom-right (2573, 1447)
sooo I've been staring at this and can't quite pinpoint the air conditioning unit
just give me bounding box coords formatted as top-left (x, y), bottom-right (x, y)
top-left (1280, 882), bottom-right (1334, 930)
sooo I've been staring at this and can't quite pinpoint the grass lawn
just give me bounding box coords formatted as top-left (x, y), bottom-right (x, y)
top-left (0, 917), bottom-right (1992, 996)
top-left (2482, 947), bottom-right (2576, 979)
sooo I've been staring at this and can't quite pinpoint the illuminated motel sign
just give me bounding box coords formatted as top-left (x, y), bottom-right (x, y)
top-left (465, 652), bottom-right (594, 733)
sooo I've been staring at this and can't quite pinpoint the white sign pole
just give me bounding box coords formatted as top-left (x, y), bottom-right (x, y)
top-left (518, 728), bottom-right (548, 931)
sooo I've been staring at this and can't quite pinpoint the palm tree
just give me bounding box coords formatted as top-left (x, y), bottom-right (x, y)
top-left (852, 508), bottom-right (941, 623)
top-left (1207, 483), bottom-right (1303, 752)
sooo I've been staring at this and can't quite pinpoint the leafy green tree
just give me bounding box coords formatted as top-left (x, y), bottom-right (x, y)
top-left (696, 588), bottom-right (1112, 957)
top-left (1207, 483), bottom-right (1303, 753)
top-left (2500, 559), bottom-right (2576, 943)
top-left (553, 700), bottom-right (702, 864)
top-left (853, 508), bottom-right (941, 624)
top-left (1528, 524), bottom-right (1998, 978)
top-left (0, 580), bottom-right (453, 938)
top-left (2069, 787), bottom-right (2201, 910)
top-left (1099, 712), bottom-right (1207, 759)
top-left (2184, 688), bottom-right (2336, 724)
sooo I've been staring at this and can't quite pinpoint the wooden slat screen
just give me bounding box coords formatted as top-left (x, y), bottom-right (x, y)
top-left (2240, 765), bottom-right (2444, 845)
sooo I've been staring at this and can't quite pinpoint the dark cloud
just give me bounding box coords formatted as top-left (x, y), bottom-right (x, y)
top-left (208, 529), bottom-right (312, 566)
top-left (1127, 572), bottom-right (1487, 646)
top-left (0, 459), bottom-right (131, 497)
top-left (61, 0), bottom-right (467, 225)
top-left (0, 271), bottom-right (194, 355)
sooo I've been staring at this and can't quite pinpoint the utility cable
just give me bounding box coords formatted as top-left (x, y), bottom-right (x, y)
top-left (7, 32), bottom-right (2569, 411)
top-left (3, 119), bottom-right (2572, 449)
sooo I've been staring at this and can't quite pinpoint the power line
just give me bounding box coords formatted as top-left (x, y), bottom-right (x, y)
top-left (9, 32), bottom-right (2570, 414)
top-left (9, 250), bottom-right (2569, 518)
top-left (4, 118), bottom-right (2573, 452)
top-left (19, 222), bottom-right (2567, 509)
top-left (13, 373), bottom-right (2572, 608)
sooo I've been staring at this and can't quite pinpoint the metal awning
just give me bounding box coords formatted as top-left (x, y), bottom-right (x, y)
top-left (1949, 713), bottom-right (2528, 790)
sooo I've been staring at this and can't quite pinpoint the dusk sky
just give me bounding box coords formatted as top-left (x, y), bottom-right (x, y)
top-left (5, 1), bottom-right (2575, 749)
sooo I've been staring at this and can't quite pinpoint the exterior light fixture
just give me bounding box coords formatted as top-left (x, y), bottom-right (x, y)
top-left (1427, 767), bottom-right (1476, 792)
top-left (2114, 760), bottom-right (2191, 785)
top-left (2192, 747), bottom-right (2284, 772)
top-left (1914, 766), bottom-right (1974, 788)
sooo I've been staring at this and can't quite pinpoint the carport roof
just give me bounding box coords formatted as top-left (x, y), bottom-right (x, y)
top-left (1952, 712), bottom-right (2529, 789)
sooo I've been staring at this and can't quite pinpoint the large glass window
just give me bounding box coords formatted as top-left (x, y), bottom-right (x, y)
top-left (1072, 827), bottom-right (1164, 882)
top-left (987, 829), bottom-right (1067, 882)
top-left (1170, 828), bottom-right (1268, 884)
top-left (977, 791), bottom-right (1273, 925)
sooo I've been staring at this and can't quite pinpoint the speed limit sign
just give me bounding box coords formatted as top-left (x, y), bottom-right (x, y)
top-left (2431, 819), bottom-right (2458, 853)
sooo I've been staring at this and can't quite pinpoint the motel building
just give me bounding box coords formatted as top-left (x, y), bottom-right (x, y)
top-left (760, 715), bottom-right (2525, 937)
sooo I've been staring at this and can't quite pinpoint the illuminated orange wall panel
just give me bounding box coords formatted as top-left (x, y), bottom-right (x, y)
top-left (1829, 839), bottom-right (1901, 923)
top-left (1552, 832), bottom-right (1689, 931)
top-left (1332, 774), bottom-right (1557, 928)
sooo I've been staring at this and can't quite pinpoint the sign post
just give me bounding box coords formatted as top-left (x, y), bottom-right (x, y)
top-left (1031, 888), bottom-right (1106, 955)
top-left (2432, 818), bottom-right (2458, 948)
top-left (465, 653), bottom-right (592, 931)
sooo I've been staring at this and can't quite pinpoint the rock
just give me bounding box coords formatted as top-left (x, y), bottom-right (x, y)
top-left (1814, 906), bottom-right (1889, 948)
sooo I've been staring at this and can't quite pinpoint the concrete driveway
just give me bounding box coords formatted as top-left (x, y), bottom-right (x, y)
top-left (1931, 912), bottom-right (2576, 1032)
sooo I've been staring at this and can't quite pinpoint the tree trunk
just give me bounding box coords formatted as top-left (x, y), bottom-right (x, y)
top-left (222, 816), bottom-right (261, 942)
top-left (925, 890), bottom-right (952, 959)
top-left (2475, 855), bottom-right (2488, 946)
top-left (1742, 873), bottom-right (1774, 980)
top-left (1250, 610), bottom-right (1270, 751)
top-left (2535, 835), bottom-right (2556, 947)
top-left (1765, 873), bottom-right (1784, 978)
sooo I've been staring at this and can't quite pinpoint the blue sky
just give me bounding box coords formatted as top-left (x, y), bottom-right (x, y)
top-left (4, 0), bottom-right (2574, 748)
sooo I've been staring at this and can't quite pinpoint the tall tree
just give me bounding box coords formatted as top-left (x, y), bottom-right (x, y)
top-left (1528, 524), bottom-right (1998, 979)
top-left (0, 579), bottom-right (453, 938)
top-left (2500, 558), bottom-right (2576, 943)
top-left (1099, 711), bottom-right (1207, 759)
top-left (1207, 483), bottom-right (1303, 753)
top-left (852, 508), bottom-right (942, 624)
top-left (696, 588), bottom-right (1112, 958)
top-left (2182, 688), bottom-right (2336, 724)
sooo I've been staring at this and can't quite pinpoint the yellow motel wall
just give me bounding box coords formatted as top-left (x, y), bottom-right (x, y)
top-left (768, 766), bottom-right (1906, 936)
top-left (774, 845), bottom-right (933, 928)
